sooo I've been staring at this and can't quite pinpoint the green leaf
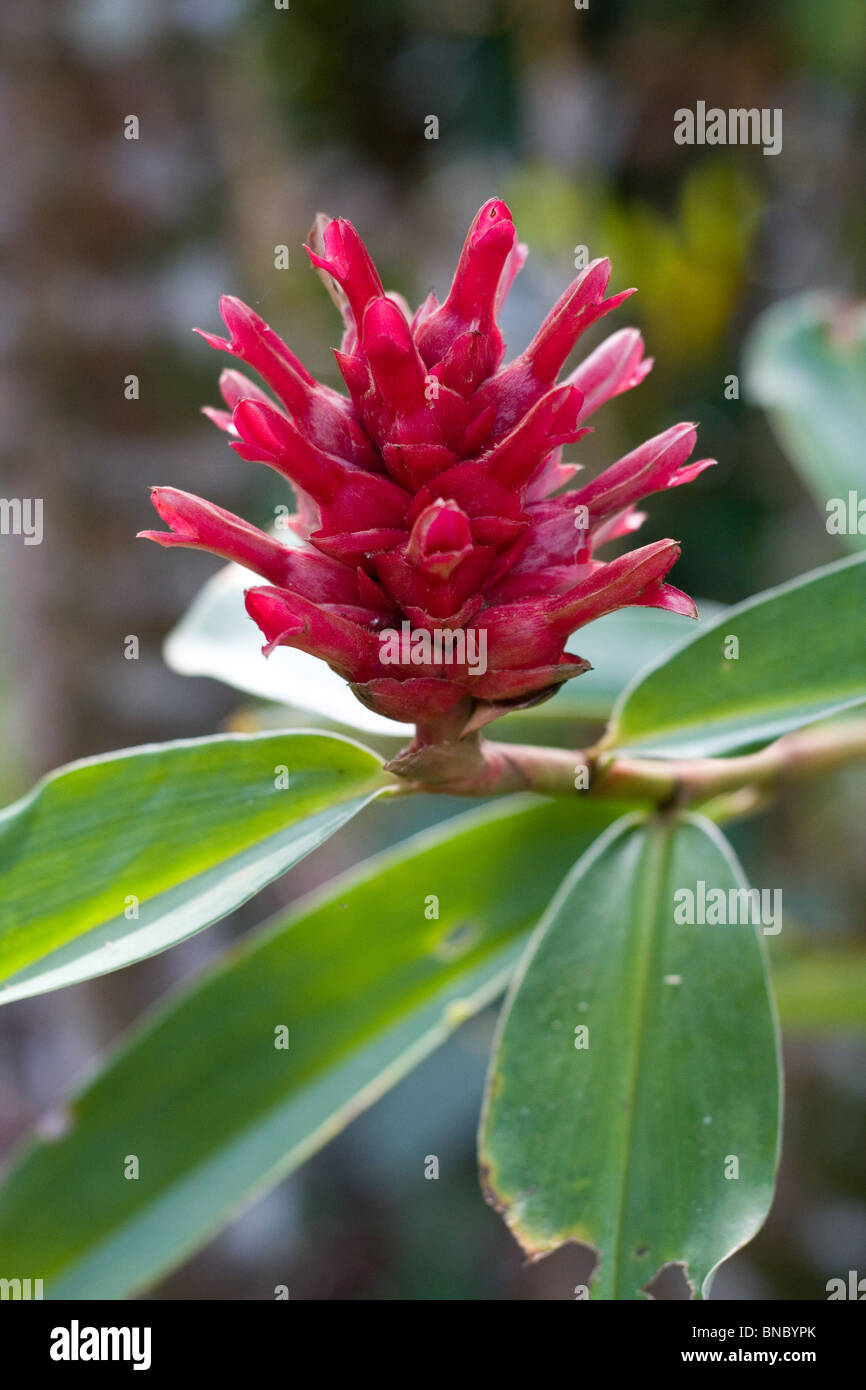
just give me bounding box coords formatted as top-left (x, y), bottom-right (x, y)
top-left (546, 601), bottom-right (723, 722)
top-left (603, 553), bottom-right (866, 757)
top-left (745, 293), bottom-right (866, 552)
top-left (0, 730), bottom-right (385, 1003)
top-left (165, 559), bottom-right (406, 737)
top-left (480, 814), bottom-right (781, 1299)
top-left (0, 794), bottom-right (629, 1298)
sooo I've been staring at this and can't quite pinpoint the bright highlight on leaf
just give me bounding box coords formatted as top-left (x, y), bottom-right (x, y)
top-left (0, 730), bottom-right (385, 1003)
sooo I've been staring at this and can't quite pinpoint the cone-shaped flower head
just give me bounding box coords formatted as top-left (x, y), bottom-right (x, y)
top-left (141, 199), bottom-right (713, 731)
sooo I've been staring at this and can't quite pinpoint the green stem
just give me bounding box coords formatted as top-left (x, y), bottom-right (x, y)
top-left (385, 716), bottom-right (866, 809)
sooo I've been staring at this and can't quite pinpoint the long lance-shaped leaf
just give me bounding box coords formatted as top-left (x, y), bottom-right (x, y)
top-left (480, 813), bottom-right (781, 1299)
top-left (0, 730), bottom-right (386, 1002)
top-left (0, 794), bottom-right (630, 1298)
top-left (602, 553), bottom-right (866, 757)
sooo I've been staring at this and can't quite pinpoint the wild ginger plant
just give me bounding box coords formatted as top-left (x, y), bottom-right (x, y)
top-left (0, 202), bottom-right (864, 1299)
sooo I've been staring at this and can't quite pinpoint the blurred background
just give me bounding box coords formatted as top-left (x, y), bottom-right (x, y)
top-left (1, 0), bottom-right (864, 1298)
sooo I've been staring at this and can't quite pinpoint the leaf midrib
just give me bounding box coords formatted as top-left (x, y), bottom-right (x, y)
top-left (604, 820), bottom-right (673, 1300)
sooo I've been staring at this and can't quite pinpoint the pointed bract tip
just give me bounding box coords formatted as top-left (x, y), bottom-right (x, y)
top-left (154, 201), bottom-right (710, 731)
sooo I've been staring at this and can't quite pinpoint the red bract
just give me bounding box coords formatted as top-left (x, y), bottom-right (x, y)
top-left (141, 199), bottom-right (714, 732)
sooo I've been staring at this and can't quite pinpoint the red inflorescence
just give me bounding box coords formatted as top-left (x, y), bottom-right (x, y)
top-left (141, 199), bottom-right (713, 730)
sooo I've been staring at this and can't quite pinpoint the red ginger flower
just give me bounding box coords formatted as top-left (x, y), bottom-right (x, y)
top-left (141, 199), bottom-right (713, 735)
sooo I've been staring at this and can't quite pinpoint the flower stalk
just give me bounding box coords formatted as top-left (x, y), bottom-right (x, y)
top-left (383, 716), bottom-right (866, 808)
